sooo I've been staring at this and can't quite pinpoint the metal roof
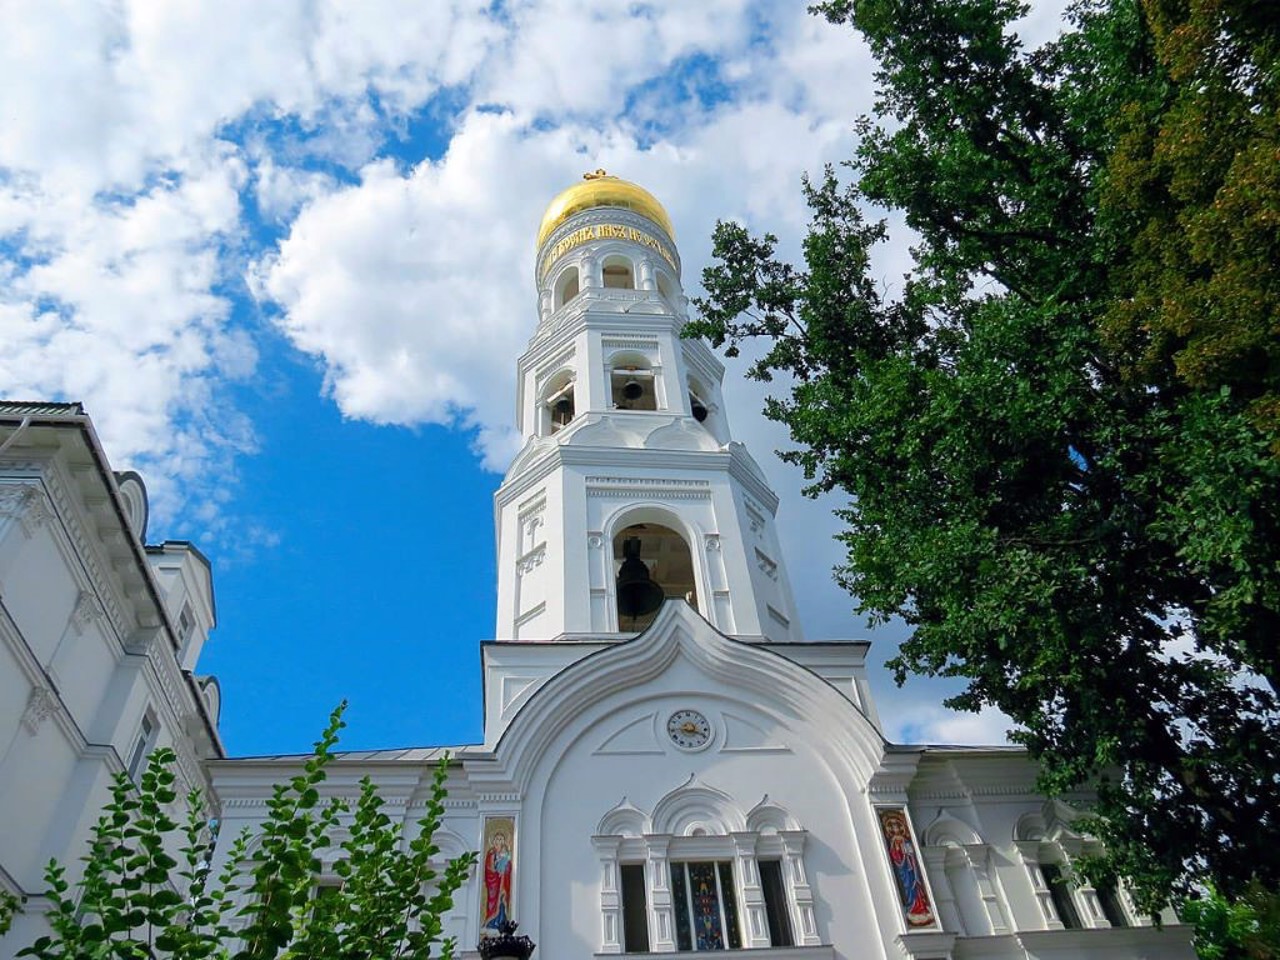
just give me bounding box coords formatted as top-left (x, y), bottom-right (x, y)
top-left (225, 745), bottom-right (484, 763)
top-left (0, 400), bottom-right (86, 418)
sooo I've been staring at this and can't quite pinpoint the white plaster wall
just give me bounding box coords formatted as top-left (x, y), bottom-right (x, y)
top-left (0, 438), bottom-right (222, 959)
top-left (525, 673), bottom-right (888, 960)
top-left (482, 641), bottom-right (610, 750)
top-left (1, 529), bottom-right (79, 665)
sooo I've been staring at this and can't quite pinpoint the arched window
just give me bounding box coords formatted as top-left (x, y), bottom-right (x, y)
top-left (540, 371), bottom-right (576, 436)
top-left (555, 266), bottom-right (580, 308)
top-left (612, 522), bottom-right (695, 630)
top-left (602, 255), bottom-right (635, 289)
top-left (610, 355), bottom-right (658, 411)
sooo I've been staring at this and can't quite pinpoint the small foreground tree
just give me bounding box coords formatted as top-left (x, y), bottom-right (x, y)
top-left (0, 704), bottom-right (475, 960)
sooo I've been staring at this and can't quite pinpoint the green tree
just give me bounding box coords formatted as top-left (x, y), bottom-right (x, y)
top-left (0, 704), bottom-right (475, 960)
top-left (686, 0), bottom-right (1279, 913)
top-left (1103, 0), bottom-right (1280, 447)
top-left (1180, 882), bottom-right (1280, 960)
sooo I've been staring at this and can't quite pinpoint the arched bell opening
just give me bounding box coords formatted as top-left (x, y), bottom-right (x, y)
top-left (540, 370), bottom-right (576, 436)
top-left (612, 522), bottom-right (696, 631)
top-left (610, 353), bottom-right (658, 411)
top-left (602, 255), bottom-right (636, 290)
top-left (554, 266), bottom-right (580, 309)
top-left (687, 379), bottom-right (710, 424)
top-left (687, 374), bottom-right (726, 443)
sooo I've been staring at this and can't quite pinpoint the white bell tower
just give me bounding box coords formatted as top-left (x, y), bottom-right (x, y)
top-left (495, 171), bottom-right (801, 643)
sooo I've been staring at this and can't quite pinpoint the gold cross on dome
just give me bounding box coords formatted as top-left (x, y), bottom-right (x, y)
top-left (583, 168), bottom-right (610, 180)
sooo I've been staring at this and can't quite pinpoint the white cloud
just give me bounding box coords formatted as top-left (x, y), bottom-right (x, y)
top-left (477, 0), bottom-right (753, 120)
top-left (251, 9), bottom-right (862, 462)
top-left (252, 158), bottom-right (339, 224)
top-left (0, 0), bottom-right (884, 511)
top-left (0, 0), bottom-right (1074, 643)
top-left (0, 0), bottom-right (500, 194)
top-left (250, 112), bottom-right (545, 468)
top-left (0, 153), bottom-right (257, 522)
top-left (892, 704), bottom-right (1017, 747)
top-left (0, 0), bottom-right (505, 523)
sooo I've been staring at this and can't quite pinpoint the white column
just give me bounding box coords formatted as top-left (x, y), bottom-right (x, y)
top-left (780, 830), bottom-right (820, 946)
top-left (646, 835), bottom-right (676, 952)
top-left (1014, 841), bottom-right (1061, 930)
top-left (731, 832), bottom-right (770, 948)
top-left (922, 847), bottom-right (964, 935)
top-left (638, 257), bottom-right (655, 290)
top-left (963, 844), bottom-right (1009, 934)
top-left (594, 837), bottom-right (623, 953)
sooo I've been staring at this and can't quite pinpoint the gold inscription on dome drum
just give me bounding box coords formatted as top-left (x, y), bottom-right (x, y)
top-left (540, 223), bottom-right (677, 279)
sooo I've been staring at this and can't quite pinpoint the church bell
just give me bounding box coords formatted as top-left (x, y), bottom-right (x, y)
top-left (615, 537), bottom-right (665, 620)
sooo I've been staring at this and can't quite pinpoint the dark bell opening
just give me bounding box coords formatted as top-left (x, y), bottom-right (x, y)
top-left (622, 379), bottom-right (644, 401)
top-left (691, 401), bottom-right (708, 422)
top-left (616, 537), bottom-right (665, 622)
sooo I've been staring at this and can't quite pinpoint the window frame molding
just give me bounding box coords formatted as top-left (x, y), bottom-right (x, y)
top-left (1013, 808), bottom-right (1144, 932)
top-left (593, 787), bottom-right (820, 954)
top-left (125, 708), bottom-right (158, 782)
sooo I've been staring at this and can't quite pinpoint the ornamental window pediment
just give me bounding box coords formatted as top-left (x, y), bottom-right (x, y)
top-left (592, 783), bottom-right (822, 954)
top-left (1013, 807), bottom-right (1138, 932)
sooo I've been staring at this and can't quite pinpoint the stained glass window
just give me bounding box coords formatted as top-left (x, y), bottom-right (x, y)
top-left (672, 861), bottom-right (692, 951)
top-left (670, 861), bottom-right (741, 951)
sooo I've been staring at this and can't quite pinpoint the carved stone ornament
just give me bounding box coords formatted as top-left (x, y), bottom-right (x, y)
top-left (755, 549), bottom-right (778, 580)
top-left (517, 545), bottom-right (546, 575)
top-left (704, 533), bottom-right (721, 552)
top-left (71, 589), bottom-right (105, 634)
top-left (21, 686), bottom-right (57, 735)
top-left (0, 483), bottom-right (52, 532)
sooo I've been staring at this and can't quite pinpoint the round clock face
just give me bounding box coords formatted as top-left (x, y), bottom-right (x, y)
top-left (667, 709), bottom-right (712, 750)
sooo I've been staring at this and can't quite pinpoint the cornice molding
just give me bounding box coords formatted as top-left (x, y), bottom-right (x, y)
top-left (497, 444), bottom-right (742, 509)
top-left (586, 476), bottom-right (712, 501)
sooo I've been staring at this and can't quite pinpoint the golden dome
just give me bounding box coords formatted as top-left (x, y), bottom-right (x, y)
top-left (537, 170), bottom-right (674, 249)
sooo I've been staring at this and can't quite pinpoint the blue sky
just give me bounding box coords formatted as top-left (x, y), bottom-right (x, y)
top-left (1, 0), bottom-right (1070, 755)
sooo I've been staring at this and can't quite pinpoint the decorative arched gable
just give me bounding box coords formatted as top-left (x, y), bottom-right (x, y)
top-left (925, 812), bottom-right (984, 848)
top-left (597, 796), bottom-right (648, 838)
top-left (651, 774), bottom-right (745, 836)
top-left (481, 601), bottom-right (887, 794)
top-left (745, 795), bottom-right (798, 834)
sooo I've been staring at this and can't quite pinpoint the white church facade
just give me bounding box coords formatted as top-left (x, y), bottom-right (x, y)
top-left (0, 403), bottom-right (224, 954)
top-left (0, 175), bottom-right (1195, 960)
